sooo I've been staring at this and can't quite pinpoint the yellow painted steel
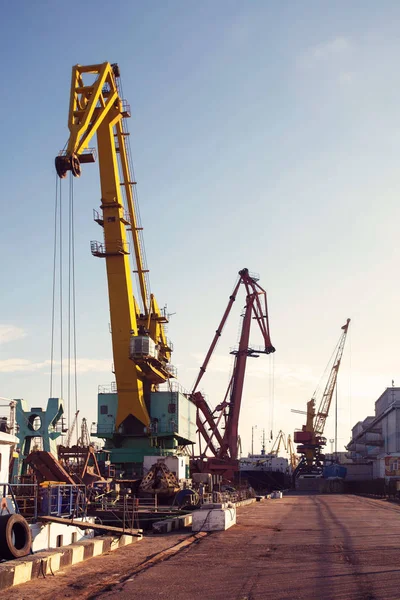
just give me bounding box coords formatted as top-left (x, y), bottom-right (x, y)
top-left (58, 62), bottom-right (173, 429)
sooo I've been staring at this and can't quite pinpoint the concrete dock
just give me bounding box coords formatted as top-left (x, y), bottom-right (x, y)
top-left (7, 494), bottom-right (400, 599)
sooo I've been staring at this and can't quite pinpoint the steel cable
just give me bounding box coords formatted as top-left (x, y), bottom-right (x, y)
top-left (67, 175), bottom-right (72, 428)
top-left (50, 175), bottom-right (59, 397)
top-left (59, 180), bottom-right (63, 399)
top-left (71, 177), bottom-right (79, 415)
top-left (67, 174), bottom-right (79, 435)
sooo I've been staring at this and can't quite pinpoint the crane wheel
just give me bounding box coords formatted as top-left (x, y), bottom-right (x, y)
top-left (70, 154), bottom-right (81, 177)
top-left (0, 514), bottom-right (32, 560)
top-left (55, 154), bottom-right (81, 179)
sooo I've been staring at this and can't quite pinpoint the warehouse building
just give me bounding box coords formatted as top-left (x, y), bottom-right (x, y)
top-left (346, 386), bottom-right (400, 480)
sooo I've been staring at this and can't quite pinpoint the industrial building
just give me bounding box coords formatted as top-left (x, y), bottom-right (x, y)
top-left (346, 386), bottom-right (400, 480)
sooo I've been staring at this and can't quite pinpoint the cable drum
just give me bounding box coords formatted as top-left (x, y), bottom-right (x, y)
top-left (0, 514), bottom-right (32, 560)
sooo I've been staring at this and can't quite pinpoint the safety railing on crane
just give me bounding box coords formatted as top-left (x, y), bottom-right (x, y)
top-left (165, 363), bottom-right (178, 378)
top-left (157, 380), bottom-right (188, 396)
top-left (121, 100), bottom-right (131, 118)
top-left (165, 338), bottom-right (174, 352)
top-left (56, 147), bottom-right (97, 164)
top-left (229, 344), bottom-right (272, 356)
top-left (98, 382), bottom-right (117, 395)
top-left (245, 271), bottom-right (260, 282)
top-left (91, 422), bottom-right (115, 435)
top-left (93, 208), bottom-right (132, 226)
top-left (90, 239), bottom-right (130, 257)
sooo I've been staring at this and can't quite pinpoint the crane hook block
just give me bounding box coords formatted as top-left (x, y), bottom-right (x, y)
top-left (55, 153), bottom-right (81, 179)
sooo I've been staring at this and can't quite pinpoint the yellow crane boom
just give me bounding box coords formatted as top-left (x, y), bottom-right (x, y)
top-left (55, 62), bottom-right (173, 431)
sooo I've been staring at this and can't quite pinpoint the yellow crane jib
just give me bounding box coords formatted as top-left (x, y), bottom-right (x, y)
top-left (55, 62), bottom-right (174, 431)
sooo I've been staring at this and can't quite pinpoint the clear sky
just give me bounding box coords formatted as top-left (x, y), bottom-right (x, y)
top-left (1, 1), bottom-right (400, 456)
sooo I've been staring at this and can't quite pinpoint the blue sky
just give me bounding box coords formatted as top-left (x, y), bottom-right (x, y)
top-left (1, 1), bottom-right (400, 455)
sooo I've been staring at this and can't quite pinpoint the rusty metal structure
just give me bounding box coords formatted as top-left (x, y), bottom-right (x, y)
top-left (58, 445), bottom-right (105, 487)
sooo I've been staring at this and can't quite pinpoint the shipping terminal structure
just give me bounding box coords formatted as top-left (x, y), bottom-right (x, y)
top-left (2, 58), bottom-right (399, 595)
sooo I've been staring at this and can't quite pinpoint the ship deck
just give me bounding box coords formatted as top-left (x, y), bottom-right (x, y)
top-left (8, 493), bottom-right (400, 599)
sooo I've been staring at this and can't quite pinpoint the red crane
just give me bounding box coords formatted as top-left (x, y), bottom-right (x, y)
top-left (293, 318), bottom-right (350, 478)
top-left (191, 268), bottom-right (275, 479)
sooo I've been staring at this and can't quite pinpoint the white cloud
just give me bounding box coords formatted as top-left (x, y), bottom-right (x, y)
top-left (0, 359), bottom-right (46, 373)
top-left (0, 358), bottom-right (111, 374)
top-left (72, 359), bottom-right (111, 374)
top-left (188, 352), bottom-right (318, 386)
top-left (0, 325), bottom-right (26, 345)
top-left (338, 72), bottom-right (353, 85)
top-left (312, 37), bottom-right (350, 60)
top-left (297, 37), bottom-right (351, 69)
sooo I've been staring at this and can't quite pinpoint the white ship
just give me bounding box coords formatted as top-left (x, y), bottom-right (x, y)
top-left (239, 430), bottom-right (293, 492)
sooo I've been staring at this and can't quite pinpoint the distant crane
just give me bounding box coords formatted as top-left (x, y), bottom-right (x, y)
top-left (65, 410), bottom-right (79, 447)
top-left (191, 268), bottom-right (275, 479)
top-left (270, 430), bottom-right (287, 456)
top-left (77, 418), bottom-right (91, 447)
top-left (293, 319), bottom-right (350, 478)
top-left (286, 435), bottom-right (298, 471)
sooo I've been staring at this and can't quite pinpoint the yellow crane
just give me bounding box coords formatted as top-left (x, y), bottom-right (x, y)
top-left (286, 435), bottom-right (298, 471)
top-left (55, 62), bottom-right (173, 433)
top-left (270, 430), bottom-right (287, 457)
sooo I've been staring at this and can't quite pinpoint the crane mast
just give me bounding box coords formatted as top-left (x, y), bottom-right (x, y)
top-left (293, 319), bottom-right (350, 477)
top-left (55, 62), bottom-right (173, 433)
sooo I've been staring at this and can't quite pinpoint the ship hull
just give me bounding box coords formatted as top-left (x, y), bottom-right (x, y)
top-left (238, 469), bottom-right (291, 493)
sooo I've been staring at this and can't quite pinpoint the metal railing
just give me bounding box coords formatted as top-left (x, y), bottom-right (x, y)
top-left (247, 271), bottom-right (260, 282)
top-left (165, 338), bottom-right (174, 352)
top-left (93, 209), bottom-right (131, 226)
top-left (91, 239), bottom-right (130, 257)
top-left (121, 100), bottom-right (131, 117)
top-left (157, 380), bottom-right (189, 396)
top-left (92, 423), bottom-right (115, 435)
top-left (98, 382), bottom-right (117, 394)
top-left (165, 364), bottom-right (178, 378)
top-left (0, 483), bottom-right (87, 522)
top-left (40, 484), bottom-right (87, 518)
top-left (149, 418), bottom-right (178, 435)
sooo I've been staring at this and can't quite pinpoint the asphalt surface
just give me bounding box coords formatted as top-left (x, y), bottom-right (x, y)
top-left (9, 494), bottom-right (400, 599)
